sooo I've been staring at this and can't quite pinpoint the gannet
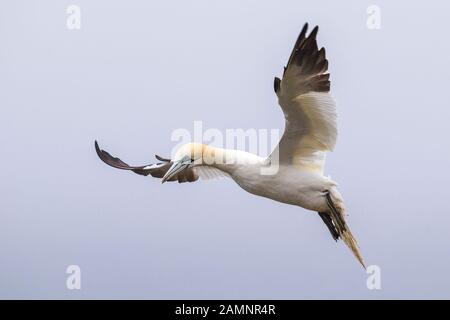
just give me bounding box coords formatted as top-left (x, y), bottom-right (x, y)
top-left (95, 23), bottom-right (365, 268)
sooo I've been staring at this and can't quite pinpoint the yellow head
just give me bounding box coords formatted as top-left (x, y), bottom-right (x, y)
top-left (162, 143), bottom-right (213, 183)
top-left (172, 143), bottom-right (206, 163)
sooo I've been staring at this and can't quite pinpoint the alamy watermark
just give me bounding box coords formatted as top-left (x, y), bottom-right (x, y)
top-left (66, 5), bottom-right (81, 30)
top-left (366, 264), bottom-right (381, 290)
top-left (66, 265), bottom-right (81, 290)
top-left (171, 121), bottom-right (281, 175)
top-left (366, 5), bottom-right (381, 30)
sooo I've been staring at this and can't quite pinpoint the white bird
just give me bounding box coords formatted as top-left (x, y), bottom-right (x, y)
top-left (95, 23), bottom-right (365, 268)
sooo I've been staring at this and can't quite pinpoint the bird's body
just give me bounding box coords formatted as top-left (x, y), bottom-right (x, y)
top-left (95, 23), bottom-right (365, 268)
top-left (202, 146), bottom-right (334, 212)
top-left (234, 166), bottom-right (336, 213)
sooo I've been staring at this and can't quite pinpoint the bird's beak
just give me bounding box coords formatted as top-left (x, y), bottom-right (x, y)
top-left (161, 158), bottom-right (191, 183)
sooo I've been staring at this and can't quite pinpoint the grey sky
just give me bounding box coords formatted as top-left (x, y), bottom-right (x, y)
top-left (1, 0), bottom-right (449, 299)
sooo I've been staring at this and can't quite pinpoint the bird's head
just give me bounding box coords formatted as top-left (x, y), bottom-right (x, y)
top-left (161, 143), bottom-right (206, 183)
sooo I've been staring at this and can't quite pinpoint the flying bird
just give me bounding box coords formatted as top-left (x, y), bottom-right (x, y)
top-left (95, 23), bottom-right (365, 268)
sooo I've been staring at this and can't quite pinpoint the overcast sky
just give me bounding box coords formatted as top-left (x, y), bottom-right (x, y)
top-left (1, 0), bottom-right (449, 299)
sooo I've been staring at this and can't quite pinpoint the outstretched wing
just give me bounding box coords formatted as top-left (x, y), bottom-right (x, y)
top-left (272, 23), bottom-right (337, 173)
top-left (95, 141), bottom-right (199, 183)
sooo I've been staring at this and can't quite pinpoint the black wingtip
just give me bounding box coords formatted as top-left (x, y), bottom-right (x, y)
top-left (94, 140), bottom-right (101, 157)
top-left (274, 77), bottom-right (281, 93)
top-left (94, 140), bottom-right (108, 162)
top-left (285, 23), bottom-right (312, 72)
top-left (298, 23), bottom-right (309, 43)
top-left (302, 23), bottom-right (308, 33)
top-left (155, 154), bottom-right (171, 162)
top-left (309, 25), bottom-right (319, 39)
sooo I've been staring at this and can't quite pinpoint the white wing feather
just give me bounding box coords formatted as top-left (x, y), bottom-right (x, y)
top-left (194, 166), bottom-right (230, 180)
top-left (271, 24), bottom-right (337, 174)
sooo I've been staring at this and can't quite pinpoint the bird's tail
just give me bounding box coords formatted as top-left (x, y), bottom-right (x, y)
top-left (321, 190), bottom-right (366, 269)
